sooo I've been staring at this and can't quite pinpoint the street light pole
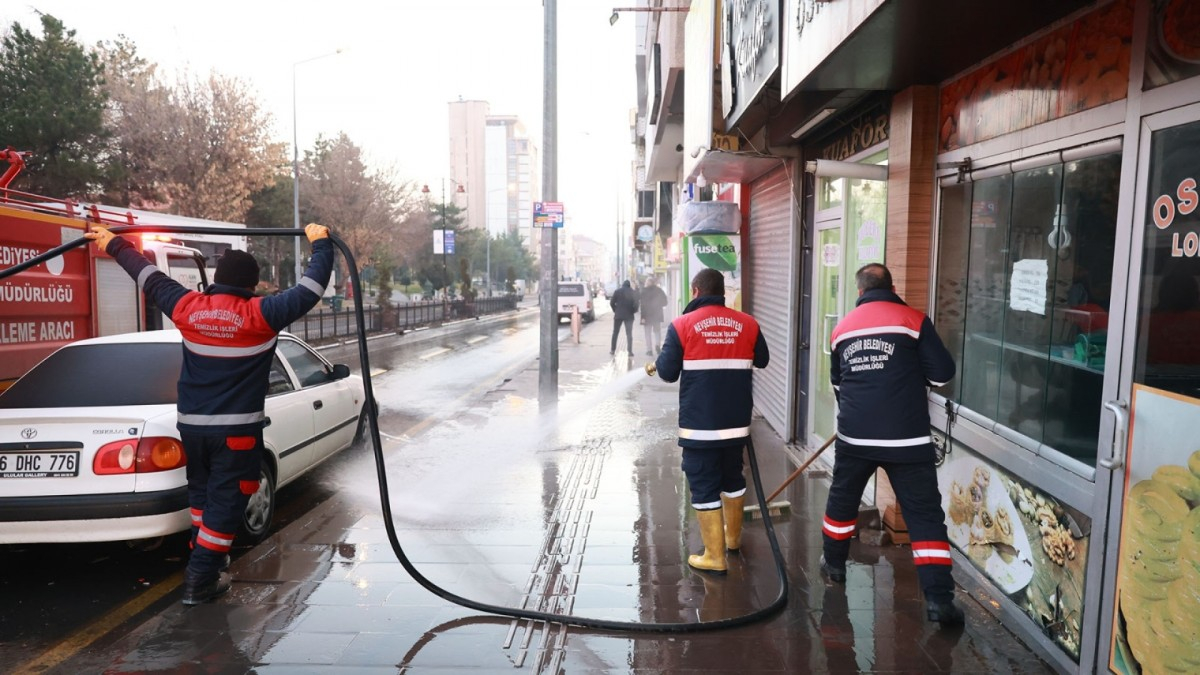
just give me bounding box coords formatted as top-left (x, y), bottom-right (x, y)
top-left (292, 49), bottom-right (342, 287)
top-left (422, 179), bottom-right (464, 317)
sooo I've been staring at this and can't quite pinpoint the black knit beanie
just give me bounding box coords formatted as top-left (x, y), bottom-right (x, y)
top-left (214, 250), bottom-right (259, 289)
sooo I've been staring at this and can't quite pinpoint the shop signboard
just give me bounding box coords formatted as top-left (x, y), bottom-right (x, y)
top-left (1108, 385), bottom-right (1200, 674)
top-left (936, 435), bottom-right (1090, 661)
top-left (681, 233), bottom-right (742, 311)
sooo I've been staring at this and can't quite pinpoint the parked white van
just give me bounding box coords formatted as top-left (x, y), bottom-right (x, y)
top-left (556, 281), bottom-right (595, 323)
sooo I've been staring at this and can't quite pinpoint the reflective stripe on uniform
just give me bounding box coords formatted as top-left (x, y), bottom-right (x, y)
top-left (831, 325), bottom-right (919, 350)
top-left (136, 265), bottom-right (159, 291)
top-left (196, 525), bottom-right (235, 553)
top-left (679, 426), bottom-right (750, 441)
top-left (837, 431), bottom-right (931, 447)
top-left (178, 411), bottom-right (265, 426)
top-left (692, 500), bottom-right (722, 510)
top-left (823, 516), bottom-right (857, 540)
top-left (190, 508), bottom-right (203, 525)
top-left (682, 358), bottom-right (754, 370)
top-left (912, 540), bottom-right (953, 565)
top-left (299, 276), bottom-right (326, 296)
top-left (721, 488), bottom-right (746, 498)
top-left (183, 336), bottom-right (277, 358)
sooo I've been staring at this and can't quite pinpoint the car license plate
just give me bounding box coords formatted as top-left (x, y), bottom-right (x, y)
top-left (0, 451), bottom-right (80, 478)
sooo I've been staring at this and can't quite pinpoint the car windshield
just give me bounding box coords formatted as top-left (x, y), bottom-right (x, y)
top-left (0, 343), bottom-right (181, 408)
top-left (559, 285), bottom-right (584, 296)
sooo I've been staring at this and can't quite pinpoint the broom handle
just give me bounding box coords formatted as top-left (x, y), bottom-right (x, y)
top-left (763, 434), bottom-right (837, 504)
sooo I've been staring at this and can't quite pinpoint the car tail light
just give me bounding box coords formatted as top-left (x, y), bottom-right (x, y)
top-left (94, 437), bottom-right (187, 475)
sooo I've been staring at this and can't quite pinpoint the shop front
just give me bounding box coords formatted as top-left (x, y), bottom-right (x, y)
top-left (927, 1), bottom-right (1200, 671)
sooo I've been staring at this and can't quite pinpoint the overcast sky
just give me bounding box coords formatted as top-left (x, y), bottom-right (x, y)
top-left (1, 0), bottom-right (637, 245)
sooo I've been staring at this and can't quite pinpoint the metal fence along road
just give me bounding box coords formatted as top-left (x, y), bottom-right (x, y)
top-left (286, 295), bottom-right (521, 342)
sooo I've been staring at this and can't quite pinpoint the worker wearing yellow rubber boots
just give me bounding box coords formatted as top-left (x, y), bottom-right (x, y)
top-left (649, 269), bottom-right (770, 574)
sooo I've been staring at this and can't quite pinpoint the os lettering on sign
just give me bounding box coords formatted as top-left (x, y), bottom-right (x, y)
top-left (1152, 176), bottom-right (1200, 258)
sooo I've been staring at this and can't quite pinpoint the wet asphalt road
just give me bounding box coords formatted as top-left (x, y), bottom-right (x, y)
top-left (0, 306), bottom-right (560, 667)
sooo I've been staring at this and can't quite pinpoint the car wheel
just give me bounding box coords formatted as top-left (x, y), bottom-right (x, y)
top-left (239, 462), bottom-right (276, 545)
top-left (584, 311), bottom-right (595, 323)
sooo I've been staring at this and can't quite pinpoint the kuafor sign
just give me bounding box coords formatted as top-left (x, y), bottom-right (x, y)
top-left (0, 206), bottom-right (92, 384)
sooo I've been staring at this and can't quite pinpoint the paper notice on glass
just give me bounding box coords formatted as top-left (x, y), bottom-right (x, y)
top-left (1010, 259), bottom-right (1048, 315)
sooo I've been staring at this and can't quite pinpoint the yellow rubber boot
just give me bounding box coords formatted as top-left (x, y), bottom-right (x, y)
top-left (688, 509), bottom-right (728, 574)
top-left (721, 493), bottom-right (745, 551)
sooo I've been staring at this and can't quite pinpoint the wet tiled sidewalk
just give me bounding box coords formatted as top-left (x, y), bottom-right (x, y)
top-left (60, 316), bottom-right (1055, 674)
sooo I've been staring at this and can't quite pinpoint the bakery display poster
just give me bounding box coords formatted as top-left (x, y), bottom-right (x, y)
top-left (938, 441), bottom-right (1089, 660)
top-left (1109, 385), bottom-right (1200, 675)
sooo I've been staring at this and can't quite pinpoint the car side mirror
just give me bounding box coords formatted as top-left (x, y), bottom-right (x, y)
top-left (331, 364), bottom-right (351, 380)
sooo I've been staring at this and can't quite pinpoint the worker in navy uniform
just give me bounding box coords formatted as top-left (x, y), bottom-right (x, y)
top-left (821, 263), bottom-right (963, 626)
top-left (654, 268), bottom-right (769, 574)
top-left (86, 223), bottom-right (334, 605)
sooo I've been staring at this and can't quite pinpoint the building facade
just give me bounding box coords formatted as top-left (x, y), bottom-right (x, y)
top-left (630, 1), bottom-right (1200, 672)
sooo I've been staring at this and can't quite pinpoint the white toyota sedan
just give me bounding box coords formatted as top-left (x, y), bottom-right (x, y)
top-left (0, 330), bottom-right (365, 546)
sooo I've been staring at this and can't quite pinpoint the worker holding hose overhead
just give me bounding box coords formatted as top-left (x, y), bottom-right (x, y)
top-left (651, 268), bottom-right (769, 574)
top-left (85, 223), bottom-right (333, 605)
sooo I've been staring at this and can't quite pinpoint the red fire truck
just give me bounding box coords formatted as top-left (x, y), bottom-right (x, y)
top-left (0, 149), bottom-right (209, 390)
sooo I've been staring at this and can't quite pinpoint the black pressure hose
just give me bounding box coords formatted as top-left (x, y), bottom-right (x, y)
top-left (0, 224), bottom-right (790, 632)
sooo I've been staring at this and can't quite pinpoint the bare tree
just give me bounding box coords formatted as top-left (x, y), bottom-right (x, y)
top-left (99, 49), bottom-right (284, 223)
top-left (301, 133), bottom-right (422, 294)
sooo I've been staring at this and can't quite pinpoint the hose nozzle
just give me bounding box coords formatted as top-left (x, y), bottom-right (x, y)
top-left (644, 362), bottom-right (657, 377)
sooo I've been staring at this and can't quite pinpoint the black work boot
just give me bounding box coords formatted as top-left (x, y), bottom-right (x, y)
top-left (926, 598), bottom-right (965, 626)
top-left (819, 554), bottom-right (846, 583)
top-left (182, 569), bottom-right (231, 606)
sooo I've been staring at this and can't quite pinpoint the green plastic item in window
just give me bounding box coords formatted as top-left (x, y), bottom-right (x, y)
top-left (1075, 331), bottom-right (1107, 369)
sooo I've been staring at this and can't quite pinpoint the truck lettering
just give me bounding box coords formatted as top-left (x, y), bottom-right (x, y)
top-left (0, 281), bottom-right (74, 303)
top-left (39, 321), bottom-right (75, 341)
top-left (0, 321), bottom-right (38, 343)
top-left (0, 245), bottom-right (43, 266)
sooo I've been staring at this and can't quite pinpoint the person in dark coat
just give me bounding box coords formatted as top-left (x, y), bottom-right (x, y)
top-left (609, 279), bottom-right (639, 356)
top-left (821, 262), bottom-right (964, 627)
top-left (639, 276), bottom-right (669, 356)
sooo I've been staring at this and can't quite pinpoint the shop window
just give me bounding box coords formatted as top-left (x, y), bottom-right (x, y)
top-left (1133, 120), bottom-right (1200, 399)
top-left (935, 151), bottom-right (1121, 465)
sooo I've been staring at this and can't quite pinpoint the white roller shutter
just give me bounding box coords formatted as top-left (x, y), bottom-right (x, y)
top-left (95, 258), bottom-right (139, 336)
top-left (747, 165), bottom-right (795, 439)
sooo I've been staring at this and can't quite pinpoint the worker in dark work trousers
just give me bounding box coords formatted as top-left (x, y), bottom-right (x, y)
top-left (86, 223), bottom-right (334, 605)
top-left (654, 268), bottom-right (769, 574)
top-left (821, 263), bottom-right (963, 625)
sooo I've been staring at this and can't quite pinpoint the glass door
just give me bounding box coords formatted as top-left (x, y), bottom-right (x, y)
top-left (1101, 104), bottom-right (1200, 675)
top-left (808, 162), bottom-right (889, 449)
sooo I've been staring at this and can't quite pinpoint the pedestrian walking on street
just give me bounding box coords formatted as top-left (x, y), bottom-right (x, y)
top-left (609, 279), bottom-right (639, 356)
top-left (85, 223), bottom-right (335, 606)
top-left (639, 276), bottom-right (669, 356)
top-left (821, 262), bottom-right (964, 626)
top-left (653, 268), bottom-right (769, 574)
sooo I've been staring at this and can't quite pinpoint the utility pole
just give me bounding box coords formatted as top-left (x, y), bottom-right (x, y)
top-left (538, 0), bottom-right (558, 407)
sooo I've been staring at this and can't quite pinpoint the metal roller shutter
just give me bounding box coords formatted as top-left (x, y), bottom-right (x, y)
top-left (95, 258), bottom-right (139, 336)
top-left (747, 165), bottom-right (795, 440)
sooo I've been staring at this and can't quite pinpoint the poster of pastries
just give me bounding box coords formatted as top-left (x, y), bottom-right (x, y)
top-left (1109, 385), bottom-right (1200, 675)
top-left (1144, 0), bottom-right (1200, 88)
top-left (936, 438), bottom-right (1089, 661)
top-left (938, 0), bottom-right (1133, 152)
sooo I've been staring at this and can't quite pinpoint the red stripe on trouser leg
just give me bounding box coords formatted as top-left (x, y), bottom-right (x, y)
top-left (190, 508), bottom-right (203, 525)
top-left (823, 516), bottom-right (857, 541)
top-left (196, 525), bottom-right (235, 553)
top-left (911, 540), bottom-right (953, 565)
top-left (239, 480), bottom-right (259, 495)
top-left (226, 436), bottom-right (256, 450)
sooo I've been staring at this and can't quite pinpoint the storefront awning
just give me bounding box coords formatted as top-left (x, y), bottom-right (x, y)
top-left (687, 149), bottom-right (785, 186)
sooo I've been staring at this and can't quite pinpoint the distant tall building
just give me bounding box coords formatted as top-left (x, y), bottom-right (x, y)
top-left (484, 116), bottom-right (539, 250)
top-left (448, 100), bottom-right (540, 255)
top-left (447, 99), bottom-right (489, 232)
